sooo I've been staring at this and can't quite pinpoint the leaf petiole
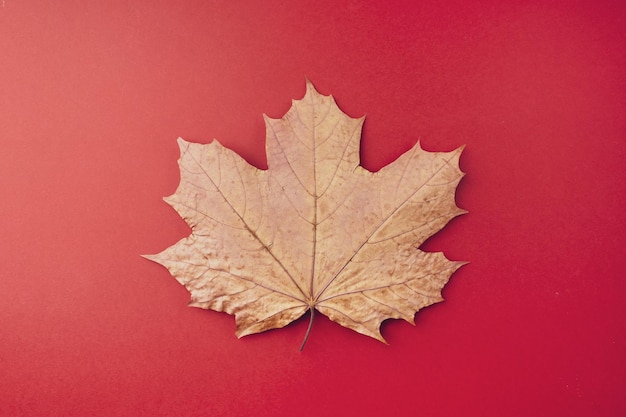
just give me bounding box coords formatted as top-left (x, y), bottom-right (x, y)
top-left (299, 307), bottom-right (315, 351)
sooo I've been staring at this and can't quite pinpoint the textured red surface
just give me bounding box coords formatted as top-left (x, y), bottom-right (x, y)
top-left (1, 1), bottom-right (625, 416)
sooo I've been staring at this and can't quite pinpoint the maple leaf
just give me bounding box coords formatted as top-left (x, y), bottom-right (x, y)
top-left (145, 80), bottom-right (465, 348)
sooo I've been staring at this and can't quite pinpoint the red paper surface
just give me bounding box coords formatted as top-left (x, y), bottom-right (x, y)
top-left (1, 1), bottom-right (625, 416)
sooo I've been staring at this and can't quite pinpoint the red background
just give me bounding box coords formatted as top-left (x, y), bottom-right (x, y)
top-left (1, 1), bottom-right (625, 416)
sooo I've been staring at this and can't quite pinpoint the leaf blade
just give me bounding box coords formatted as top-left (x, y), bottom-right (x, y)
top-left (146, 80), bottom-right (466, 345)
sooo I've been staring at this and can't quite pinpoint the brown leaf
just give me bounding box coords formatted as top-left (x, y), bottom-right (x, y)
top-left (145, 80), bottom-right (466, 347)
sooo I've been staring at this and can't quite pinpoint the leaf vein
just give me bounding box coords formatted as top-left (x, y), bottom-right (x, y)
top-left (314, 151), bottom-right (460, 301)
top-left (184, 147), bottom-right (308, 299)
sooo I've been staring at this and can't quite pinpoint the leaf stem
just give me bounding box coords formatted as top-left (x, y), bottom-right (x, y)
top-left (299, 307), bottom-right (315, 351)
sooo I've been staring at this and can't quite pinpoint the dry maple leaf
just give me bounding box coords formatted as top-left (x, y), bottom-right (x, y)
top-left (145, 80), bottom-right (465, 349)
